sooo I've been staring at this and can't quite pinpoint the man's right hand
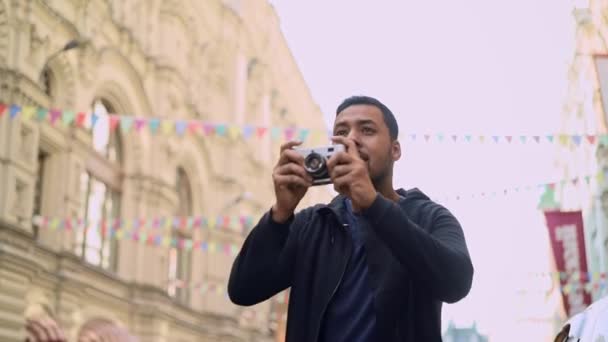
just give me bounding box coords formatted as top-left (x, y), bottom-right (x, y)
top-left (271, 141), bottom-right (313, 223)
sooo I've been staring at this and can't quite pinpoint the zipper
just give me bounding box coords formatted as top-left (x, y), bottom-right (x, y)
top-left (313, 217), bottom-right (351, 341)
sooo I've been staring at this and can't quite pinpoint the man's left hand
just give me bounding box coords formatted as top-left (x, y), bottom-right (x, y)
top-left (327, 136), bottom-right (377, 212)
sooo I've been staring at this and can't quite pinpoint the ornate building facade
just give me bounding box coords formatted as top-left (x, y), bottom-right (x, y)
top-left (0, 0), bottom-right (331, 340)
top-left (559, 0), bottom-right (608, 304)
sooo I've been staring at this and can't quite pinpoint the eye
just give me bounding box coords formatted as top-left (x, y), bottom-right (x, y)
top-left (362, 127), bottom-right (375, 135)
top-left (334, 129), bottom-right (348, 136)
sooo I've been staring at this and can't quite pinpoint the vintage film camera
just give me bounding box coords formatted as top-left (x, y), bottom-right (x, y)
top-left (294, 144), bottom-right (345, 186)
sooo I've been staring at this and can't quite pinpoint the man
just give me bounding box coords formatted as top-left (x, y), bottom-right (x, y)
top-left (228, 96), bottom-right (474, 341)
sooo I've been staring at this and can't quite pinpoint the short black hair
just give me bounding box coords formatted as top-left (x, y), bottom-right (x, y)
top-left (336, 95), bottom-right (399, 140)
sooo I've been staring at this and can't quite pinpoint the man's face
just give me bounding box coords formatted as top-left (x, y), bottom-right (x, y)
top-left (333, 104), bottom-right (400, 185)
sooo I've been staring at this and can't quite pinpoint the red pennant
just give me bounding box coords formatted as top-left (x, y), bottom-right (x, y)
top-left (109, 115), bottom-right (119, 132)
top-left (0, 103), bottom-right (6, 117)
top-left (101, 221), bottom-right (107, 237)
top-left (587, 135), bottom-right (597, 145)
top-left (257, 127), bottom-right (268, 138)
top-left (223, 216), bottom-right (230, 228)
top-left (548, 183), bottom-right (556, 190)
top-left (188, 121), bottom-right (200, 134)
top-left (284, 128), bottom-right (296, 141)
top-left (76, 112), bottom-right (86, 127)
top-left (505, 136), bottom-right (513, 143)
top-left (64, 219), bottom-right (72, 231)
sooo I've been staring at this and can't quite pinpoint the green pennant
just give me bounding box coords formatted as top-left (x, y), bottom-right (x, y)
top-left (538, 184), bottom-right (559, 209)
top-left (600, 134), bottom-right (608, 146)
top-left (120, 116), bottom-right (134, 133)
top-left (62, 110), bottom-right (75, 126)
top-left (36, 108), bottom-right (48, 121)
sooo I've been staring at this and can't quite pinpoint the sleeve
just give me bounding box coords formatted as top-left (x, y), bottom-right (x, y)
top-left (362, 194), bottom-right (474, 303)
top-left (227, 207), bottom-right (309, 306)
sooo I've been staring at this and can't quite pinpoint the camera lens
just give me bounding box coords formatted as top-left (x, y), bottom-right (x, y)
top-left (304, 152), bottom-right (325, 175)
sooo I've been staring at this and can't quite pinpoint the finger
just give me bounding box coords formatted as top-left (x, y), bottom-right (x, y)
top-left (42, 318), bottom-right (59, 341)
top-left (279, 140), bottom-right (303, 153)
top-left (331, 136), bottom-right (359, 158)
top-left (329, 164), bottom-right (351, 180)
top-left (326, 151), bottom-right (351, 170)
top-left (278, 149), bottom-right (306, 167)
top-left (26, 319), bottom-right (49, 342)
top-left (274, 174), bottom-right (312, 188)
top-left (274, 163), bottom-right (313, 182)
top-left (332, 174), bottom-right (354, 194)
top-left (332, 175), bottom-right (350, 195)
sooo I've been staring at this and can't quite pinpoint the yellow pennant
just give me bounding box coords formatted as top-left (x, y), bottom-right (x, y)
top-left (116, 230), bottom-right (124, 240)
top-left (207, 217), bottom-right (216, 229)
top-left (228, 125), bottom-right (241, 139)
top-left (21, 106), bottom-right (36, 120)
top-left (161, 120), bottom-right (174, 135)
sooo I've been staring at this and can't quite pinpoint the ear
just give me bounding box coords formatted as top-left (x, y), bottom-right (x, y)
top-left (391, 140), bottom-right (401, 162)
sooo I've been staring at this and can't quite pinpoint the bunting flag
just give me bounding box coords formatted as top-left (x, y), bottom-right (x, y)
top-left (434, 170), bottom-right (604, 204)
top-left (31, 169), bottom-right (608, 252)
top-left (33, 214), bottom-right (256, 234)
top-left (167, 279), bottom-right (288, 303)
top-left (3, 102), bottom-right (608, 147)
top-left (34, 216), bottom-right (245, 256)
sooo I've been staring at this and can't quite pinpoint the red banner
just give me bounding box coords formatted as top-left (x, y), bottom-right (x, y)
top-left (544, 210), bottom-right (591, 317)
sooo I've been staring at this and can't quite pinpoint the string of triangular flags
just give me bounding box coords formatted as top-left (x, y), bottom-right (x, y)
top-left (517, 279), bottom-right (608, 296)
top-left (167, 278), bottom-right (289, 304)
top-left (34, 215), bottom-right (244, 257)
top-left (33, 214), bottom-right (256, 235)
top-left (2, 102), bottom-right (606, 147)
top-left (32, 169), bottom-right (605, 252)
top-left (435, 171), bottom-right (602, 203)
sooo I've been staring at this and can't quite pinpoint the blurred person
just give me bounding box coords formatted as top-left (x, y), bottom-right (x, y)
top-left (25, 316), bottom-right (66, 342)
top-left (228, 95), bottom-right (474, 341)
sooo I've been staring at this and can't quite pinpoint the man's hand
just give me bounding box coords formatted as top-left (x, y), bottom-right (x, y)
top-left (25, 317), bottom-right (67, 342)
top-left (272, 141), bottom-right (313, 223)
top-left (327, 136), bottom-right (377, 212)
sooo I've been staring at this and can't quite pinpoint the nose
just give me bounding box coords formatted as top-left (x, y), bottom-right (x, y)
top-left (346, 130), bottom-right (362, 147)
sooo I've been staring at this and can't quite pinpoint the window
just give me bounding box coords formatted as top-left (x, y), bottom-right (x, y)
top-left (74, 99), bottom-right (122, 270)
top-left (32, 150), bottom-right (49, 239)
top-left (168, 168), bottom-right (193, 304)
top-left (40, 68), bottom-right (56, 98)
top-left (92, 99), bottom-right (121, 163)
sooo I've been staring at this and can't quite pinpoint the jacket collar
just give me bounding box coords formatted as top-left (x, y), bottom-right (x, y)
top-left (316, 188), bottom-right (409, 217)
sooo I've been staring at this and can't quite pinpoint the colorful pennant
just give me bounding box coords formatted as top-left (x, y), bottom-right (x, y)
top-left (4, 102), bottom-right (608, 147)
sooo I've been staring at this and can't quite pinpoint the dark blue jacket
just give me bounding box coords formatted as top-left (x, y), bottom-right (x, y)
top-left (228, 188), bottom-right (474, 341)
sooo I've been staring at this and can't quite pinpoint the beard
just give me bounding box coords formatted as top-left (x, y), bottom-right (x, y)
top-left (369, 149), bottom-right (394, 189)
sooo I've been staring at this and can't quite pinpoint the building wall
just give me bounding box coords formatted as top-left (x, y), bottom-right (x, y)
top-left (561, 0), bottom-right (608, 304)
top-left (0, 0), bottom-right (332, 340)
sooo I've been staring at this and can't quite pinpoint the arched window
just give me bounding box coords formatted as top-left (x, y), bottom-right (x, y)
top-left (40, 68), bottom-right (56, 98)
top-left (75, 99), bottom-right (122, 270)
top-left (168, 168), bottom-right (193, 304)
